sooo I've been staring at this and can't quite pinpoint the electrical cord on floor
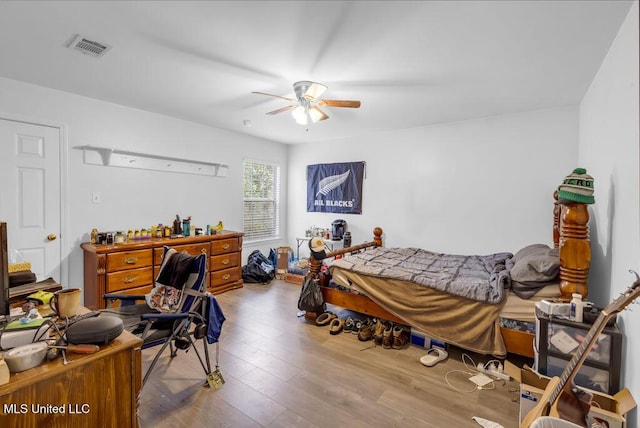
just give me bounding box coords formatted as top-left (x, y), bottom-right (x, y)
top-left (444, 353), bottom-right (496, 393)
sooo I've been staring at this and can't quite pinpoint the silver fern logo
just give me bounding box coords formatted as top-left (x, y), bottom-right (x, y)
top-left (316, 170), bottom-right (350, 196)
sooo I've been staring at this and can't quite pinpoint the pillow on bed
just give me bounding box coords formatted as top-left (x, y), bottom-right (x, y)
top-left (509, 244), bottom-right (560, 283)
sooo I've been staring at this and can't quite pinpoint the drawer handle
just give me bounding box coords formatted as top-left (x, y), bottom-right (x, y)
top-left (221, 259), bottom-right (229, 265)
top-left (123, 275), bottom-right (137, 284)
top-left (222, 244), bottom-right (230, 250)
top-left (124, 257), bottom-right (138, 264)
top-left (181, 249), bottom-right (207, 255)
top-left (222, 274), bottom-right (230, 280)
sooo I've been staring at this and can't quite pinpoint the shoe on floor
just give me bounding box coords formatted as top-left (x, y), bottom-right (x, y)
top-left (352, 319), bottom-right (363, 335)
top-left (419, 348), bottom-right (448, 367)
top-left (391, 326), bottom-right (409, 349)
top-left (370, 318), bottom-right (382, 341)
top-left (382, 323), bottom-right (394, 349)
top-left (373, 320), bottom-right (388, 346)
top-left (357, 319), bottom-right (373, 341)
top-left (344, 317), bottom-right (355, 333)
top-left (329, 318), bottom-right (345, 335)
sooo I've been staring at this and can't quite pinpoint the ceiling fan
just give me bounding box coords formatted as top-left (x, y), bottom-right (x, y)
top-left (252, 81), bottom-right (361, 125)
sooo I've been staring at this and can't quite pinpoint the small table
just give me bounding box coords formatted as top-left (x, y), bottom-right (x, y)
top-left (295, 237), bottom-right (338, 259)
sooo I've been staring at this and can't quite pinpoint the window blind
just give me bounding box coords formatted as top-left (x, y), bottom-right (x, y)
top-left (243, 160), bottom-right (280, 241)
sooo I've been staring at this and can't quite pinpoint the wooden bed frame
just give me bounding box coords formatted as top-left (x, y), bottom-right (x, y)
top-left (308, 193), bottom-right (591, 358)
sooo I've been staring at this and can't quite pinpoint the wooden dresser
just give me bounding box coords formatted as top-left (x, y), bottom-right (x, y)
top-left (80, 231), bottom-right (243, 310)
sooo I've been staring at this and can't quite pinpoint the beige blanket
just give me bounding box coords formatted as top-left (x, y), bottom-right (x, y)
top-left (330, 267), bottom-right (508, 356)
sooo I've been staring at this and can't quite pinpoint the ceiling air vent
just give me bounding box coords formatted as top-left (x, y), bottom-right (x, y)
top-left (68, 35), bottom-right (112, 58)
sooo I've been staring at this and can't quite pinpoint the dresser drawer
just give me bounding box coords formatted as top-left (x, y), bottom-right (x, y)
top-left (106, 249), bottom-right (153, 273)
top-left (210, 252), bottom-right (240, 271)
top-left (210, 266), bottom-right (241, 287)
top-left (153, 243), bottom-right (209, 264)
top-left (211, 238), bottom-right (239, 255)
top-left (106, 267), bottom-right (154, 292)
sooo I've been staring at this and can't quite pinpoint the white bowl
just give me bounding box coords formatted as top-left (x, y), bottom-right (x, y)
top-left (3, 342), bottom-right (48, 372)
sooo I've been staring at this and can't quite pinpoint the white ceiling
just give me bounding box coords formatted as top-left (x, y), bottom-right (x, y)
top-left (0, 1), bottom-right (633, 144)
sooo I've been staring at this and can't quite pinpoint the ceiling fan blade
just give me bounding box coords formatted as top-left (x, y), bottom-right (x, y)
top-left (266, 105), bottom-right (295, 115)
top-left (309, 106), bottom-right (329, 122)
top-left (252, 91), bottom-right (296, 102)
top-left (317, 99), bottom-right (361, 108)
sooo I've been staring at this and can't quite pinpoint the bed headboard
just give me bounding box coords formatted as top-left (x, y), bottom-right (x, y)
top-left (553, 191), bottom-right (591, 299)
top-left (308, 227), bottom-right (383, 278)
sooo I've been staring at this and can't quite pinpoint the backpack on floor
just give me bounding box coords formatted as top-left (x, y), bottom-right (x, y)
top-left (241, 250), bottom-right (275, 284)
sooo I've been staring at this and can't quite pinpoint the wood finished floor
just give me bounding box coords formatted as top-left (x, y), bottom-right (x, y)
top-left (138, 280), bottom-right (528, 428)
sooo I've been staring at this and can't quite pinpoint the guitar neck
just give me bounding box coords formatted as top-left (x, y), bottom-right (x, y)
top-left (549, 312), bottom-right (608, 404)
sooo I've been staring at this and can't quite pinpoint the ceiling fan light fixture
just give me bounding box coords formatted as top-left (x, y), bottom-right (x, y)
top-left (291, 105), bottom-right (308, 125)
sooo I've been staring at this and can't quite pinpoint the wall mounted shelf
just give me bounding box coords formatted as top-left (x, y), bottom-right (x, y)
top-left (74, 145), bottom-right (229, 177)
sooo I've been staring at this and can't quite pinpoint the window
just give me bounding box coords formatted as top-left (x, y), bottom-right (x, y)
top-left (243, 160), bottom-right (280, 241)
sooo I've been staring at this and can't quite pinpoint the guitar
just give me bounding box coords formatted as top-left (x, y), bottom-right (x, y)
top-left (520, 273), bottom-right (640, 428)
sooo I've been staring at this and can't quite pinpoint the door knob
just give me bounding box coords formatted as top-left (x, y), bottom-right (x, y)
top-left (47, 233), bottom-right (57, 241)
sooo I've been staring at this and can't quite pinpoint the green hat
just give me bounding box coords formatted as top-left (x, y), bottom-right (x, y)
top-left (558, 168), bottom-right (595, 204)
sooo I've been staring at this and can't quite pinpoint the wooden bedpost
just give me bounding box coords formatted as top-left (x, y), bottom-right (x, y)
top-left (557, 200), bottom-right (591, 299)
top-left (372, 227), bottom-right (383, 247)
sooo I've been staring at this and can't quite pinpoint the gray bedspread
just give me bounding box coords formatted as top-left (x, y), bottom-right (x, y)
top-left (330, 247), bottom-right (513, 304)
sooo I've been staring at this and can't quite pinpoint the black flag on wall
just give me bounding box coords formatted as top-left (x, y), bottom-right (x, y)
top-left (307, 161), bottom-right (364, 214)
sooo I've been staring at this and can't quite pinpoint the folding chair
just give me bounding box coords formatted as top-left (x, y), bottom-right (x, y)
top-left (102, 246), bottom-right (225, 388)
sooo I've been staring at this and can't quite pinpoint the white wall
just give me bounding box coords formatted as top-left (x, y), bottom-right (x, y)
top-left (579, 2), bottom-right (639, 426)
top-left (0, 77), bottom-right (289, 297)
top-left (288, 107), bottom-right (578, 258)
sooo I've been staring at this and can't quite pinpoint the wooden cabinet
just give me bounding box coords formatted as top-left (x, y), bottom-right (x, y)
top-left (81, 231), bottom-right (243, 310)
top-left (0, 326), bottom-right (142, 428)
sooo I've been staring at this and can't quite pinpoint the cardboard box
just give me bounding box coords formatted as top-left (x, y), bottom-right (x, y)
top-left (276, 247), bottom-right (291, 279)
top-left (410, 328), bottom-right (446, 350)
top-left (508, 363), bottom-right (636, 428)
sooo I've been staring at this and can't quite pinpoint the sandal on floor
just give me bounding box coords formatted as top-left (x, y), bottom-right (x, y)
top-left (419, 347), bottom-right (448, 367)
top-left (329, 318), bottom-right (345, 335)
top-left (315, 311), bottom-right (336, 326)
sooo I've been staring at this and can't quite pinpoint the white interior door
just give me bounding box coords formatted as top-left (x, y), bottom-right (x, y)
top-left (0, 118), bottom-right (61, 283)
